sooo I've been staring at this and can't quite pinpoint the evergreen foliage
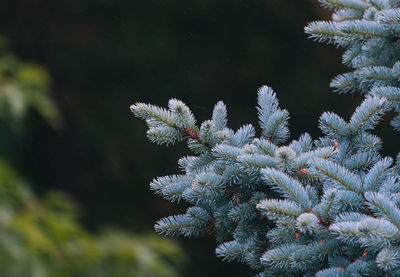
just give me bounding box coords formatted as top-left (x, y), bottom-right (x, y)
top-left (132, 0), bottom-right (400, 275)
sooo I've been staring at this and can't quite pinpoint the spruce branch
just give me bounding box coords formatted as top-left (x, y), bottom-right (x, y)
top-left (132, 0), bottom-right (400, 275)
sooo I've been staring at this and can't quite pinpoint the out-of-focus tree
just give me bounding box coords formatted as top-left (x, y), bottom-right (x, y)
top-left (0, 37), bottom-right (61, 129)
top-left (0, 38), bottom-right (185, 277)
top-left (0, 161), bottom-right (184, 277)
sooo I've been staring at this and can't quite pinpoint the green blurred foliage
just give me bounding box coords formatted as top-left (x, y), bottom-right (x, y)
top-left (0, 37), bottom-right (61, 129)
top-left (0, 40), bottom-right (185, 277)
top-left (0, 160), bottom-right (185, 277)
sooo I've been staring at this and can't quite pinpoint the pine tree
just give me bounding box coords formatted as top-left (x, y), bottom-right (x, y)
top-left (131, 0), bottom-right (400, 275)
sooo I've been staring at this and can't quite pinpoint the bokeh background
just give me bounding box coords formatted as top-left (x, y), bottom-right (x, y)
top-left (0, 0), bottom-right (398, 276)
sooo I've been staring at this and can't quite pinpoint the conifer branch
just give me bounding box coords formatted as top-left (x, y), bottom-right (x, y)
top-left (132, 0), bottom-right (400, 275)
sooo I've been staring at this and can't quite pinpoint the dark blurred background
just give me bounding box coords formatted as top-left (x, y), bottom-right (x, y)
top-left (0, 0), bottom-right (398, 276)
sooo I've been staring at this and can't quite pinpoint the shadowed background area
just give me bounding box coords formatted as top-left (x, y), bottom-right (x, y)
top-left (0, 0), bottom-right (398, 276)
